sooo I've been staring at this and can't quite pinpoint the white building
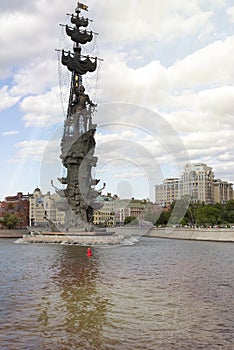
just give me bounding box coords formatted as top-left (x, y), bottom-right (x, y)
top-left (155, 178), bottom-right (181, 206)
top-left (181, 163), bottom-right (214, 204)
top-left (155, 163), bottom-right (233, 206)
top-left (29, 188), bottom-right (65, 227)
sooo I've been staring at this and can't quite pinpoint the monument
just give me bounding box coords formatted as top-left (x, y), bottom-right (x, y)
top-left (57, 2), bottom-right (104, 231)
top-left (23, 2), bottom-right (135, 244)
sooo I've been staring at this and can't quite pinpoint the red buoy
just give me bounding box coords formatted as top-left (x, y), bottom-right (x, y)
top-left (87, 247), bottom-right (93, 257)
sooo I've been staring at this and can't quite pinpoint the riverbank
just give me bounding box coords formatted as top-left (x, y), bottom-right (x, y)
top-left (1, 226), bottom-right (234, 243)
top-left (148, 227), bottom-right (234, 242)
top-left (0, 229), bottom-right (27, 238)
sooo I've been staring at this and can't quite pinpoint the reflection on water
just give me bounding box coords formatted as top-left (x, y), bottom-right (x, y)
top-left (0, 238), bottom-right (233, 350)
top-left (49, 247), bottom-right (110, 349)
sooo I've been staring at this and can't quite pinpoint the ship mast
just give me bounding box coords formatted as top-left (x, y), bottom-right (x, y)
top-left (61, 2), bottom-right (97, 136)
top-left (58, 2), bottom-right (102, 227)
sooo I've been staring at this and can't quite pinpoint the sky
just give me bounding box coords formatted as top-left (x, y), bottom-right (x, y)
top-left (0, 0), bottom-right (234, 202)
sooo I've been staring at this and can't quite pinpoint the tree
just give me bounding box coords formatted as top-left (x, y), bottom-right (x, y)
top-left (7, 203), bottom-right (15, 210)
top-left (223, 210), bottom-right (234, 224)
top-left (226, 200), bottom-right (234, 211)
top-left (195, 206), bottom-right (221, 226)
top-left (156, 210), bottom-right (171, 226)
top-left (180, 217), bottom-right (189, 226)
top-left (2, 213), bottom-right (20, 229)
top-left (154, 199), bottom-right (234, 227)
top-left (223, 200), bottom-right (234, 224)
top-left (124, 216), bottom-right (138, 225)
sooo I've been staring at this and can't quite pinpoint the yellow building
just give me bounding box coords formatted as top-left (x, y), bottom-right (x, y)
top-left (93, 195), bottom-right (115, 227)
top-left (155, 178), bottom-right (180, 206)
top-left (213, 179), bottom-right (233, 204)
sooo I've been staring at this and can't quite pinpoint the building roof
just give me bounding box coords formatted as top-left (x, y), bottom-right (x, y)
top-left (34, 187), bottom-right (41, 192)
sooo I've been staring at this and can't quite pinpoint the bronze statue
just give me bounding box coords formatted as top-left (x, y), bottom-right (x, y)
top-left (58, 2), bottom-right (102, 229)
top-left (73, 85), bottom-right (96, 112)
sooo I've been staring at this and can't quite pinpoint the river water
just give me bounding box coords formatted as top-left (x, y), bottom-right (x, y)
top-left (0, 237), bottom-right (233, 350)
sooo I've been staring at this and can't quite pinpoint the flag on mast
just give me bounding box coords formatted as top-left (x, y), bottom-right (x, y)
top-left (77, 2), bottom-right (88, 11)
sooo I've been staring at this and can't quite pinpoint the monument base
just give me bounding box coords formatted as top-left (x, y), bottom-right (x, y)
top-left (21, 230), bottom-right (124, 246)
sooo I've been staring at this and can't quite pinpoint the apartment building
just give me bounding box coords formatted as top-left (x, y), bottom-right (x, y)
top-left (155, 163), bottom-right (233, 205)
top-left (29, 188), bottom-right (65, 226)
top-left (213, 179), bottom-right (233, 204)
top-left (155, 178), bottom-right (181, 206)
top-left (181, 163), bottom-right (214, 204)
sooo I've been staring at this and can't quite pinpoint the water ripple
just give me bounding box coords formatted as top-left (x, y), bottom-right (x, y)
top-left (0, 238), bottom-right (233, 349)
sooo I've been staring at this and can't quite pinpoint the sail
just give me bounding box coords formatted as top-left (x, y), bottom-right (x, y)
top-left (62, 50), bottom-right (97, 75)
top-left (71, 14), bottom-right (89, 28)
top-left (66, 25), bottom-right (93, 44)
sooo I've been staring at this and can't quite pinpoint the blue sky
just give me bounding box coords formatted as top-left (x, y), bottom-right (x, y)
top-left (0, 0), bottom-right (234, 201)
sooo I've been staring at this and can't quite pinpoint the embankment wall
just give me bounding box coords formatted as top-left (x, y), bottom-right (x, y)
top-left (148, 227), bottom-right (234, 242)
top-left (0, 229), bottom-right (27, 238)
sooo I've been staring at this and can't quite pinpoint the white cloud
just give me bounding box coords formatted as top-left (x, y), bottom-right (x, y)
top-left (11, 140), bottom-right (48, 163)
top-left (11, 59), bottom-right (58, 96)
top-left (162, 85), bottom-right (234, 134)
top-left (20, 87), bottom-right (63, 127)
top-left (0, 0), bottom-right (75, 77)
top-left (11, 138), bottom-right (60, 163)
top-left (179, 129), bottom-right (234, 179)
top-left (183, 130), bottom-right (233, 150)
top-left (98, 54), bottom-right (169, 106)
top-left (0, 86), bottom-right (20, 111)
top-left (197, 86), bottom-right (234, 117)
top-left (98, 34), bottom-right (234, 112)
top-left (169, 35), bottom-right (234, 89)
top-left (227, 6), bottom-right (234, 23)
top-left (0, 0), bottom-right (37, 13)
top-left (95, 0), bottom-right (214, 44)
top-left (2, 130), bottom-right (19, 136)
top-left (95, 115), bottom-right (188, 187)
top-left (0, 12), bottom-right (42, 75)
top-left (112, 171), bottom-right (143, 179)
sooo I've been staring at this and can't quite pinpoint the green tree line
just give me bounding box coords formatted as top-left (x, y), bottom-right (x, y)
top-left (145, 199), bottom-right (234, 227)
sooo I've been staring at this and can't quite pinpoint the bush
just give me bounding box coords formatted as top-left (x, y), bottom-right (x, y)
top-left (2, 213), bottom-right (20, 229)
